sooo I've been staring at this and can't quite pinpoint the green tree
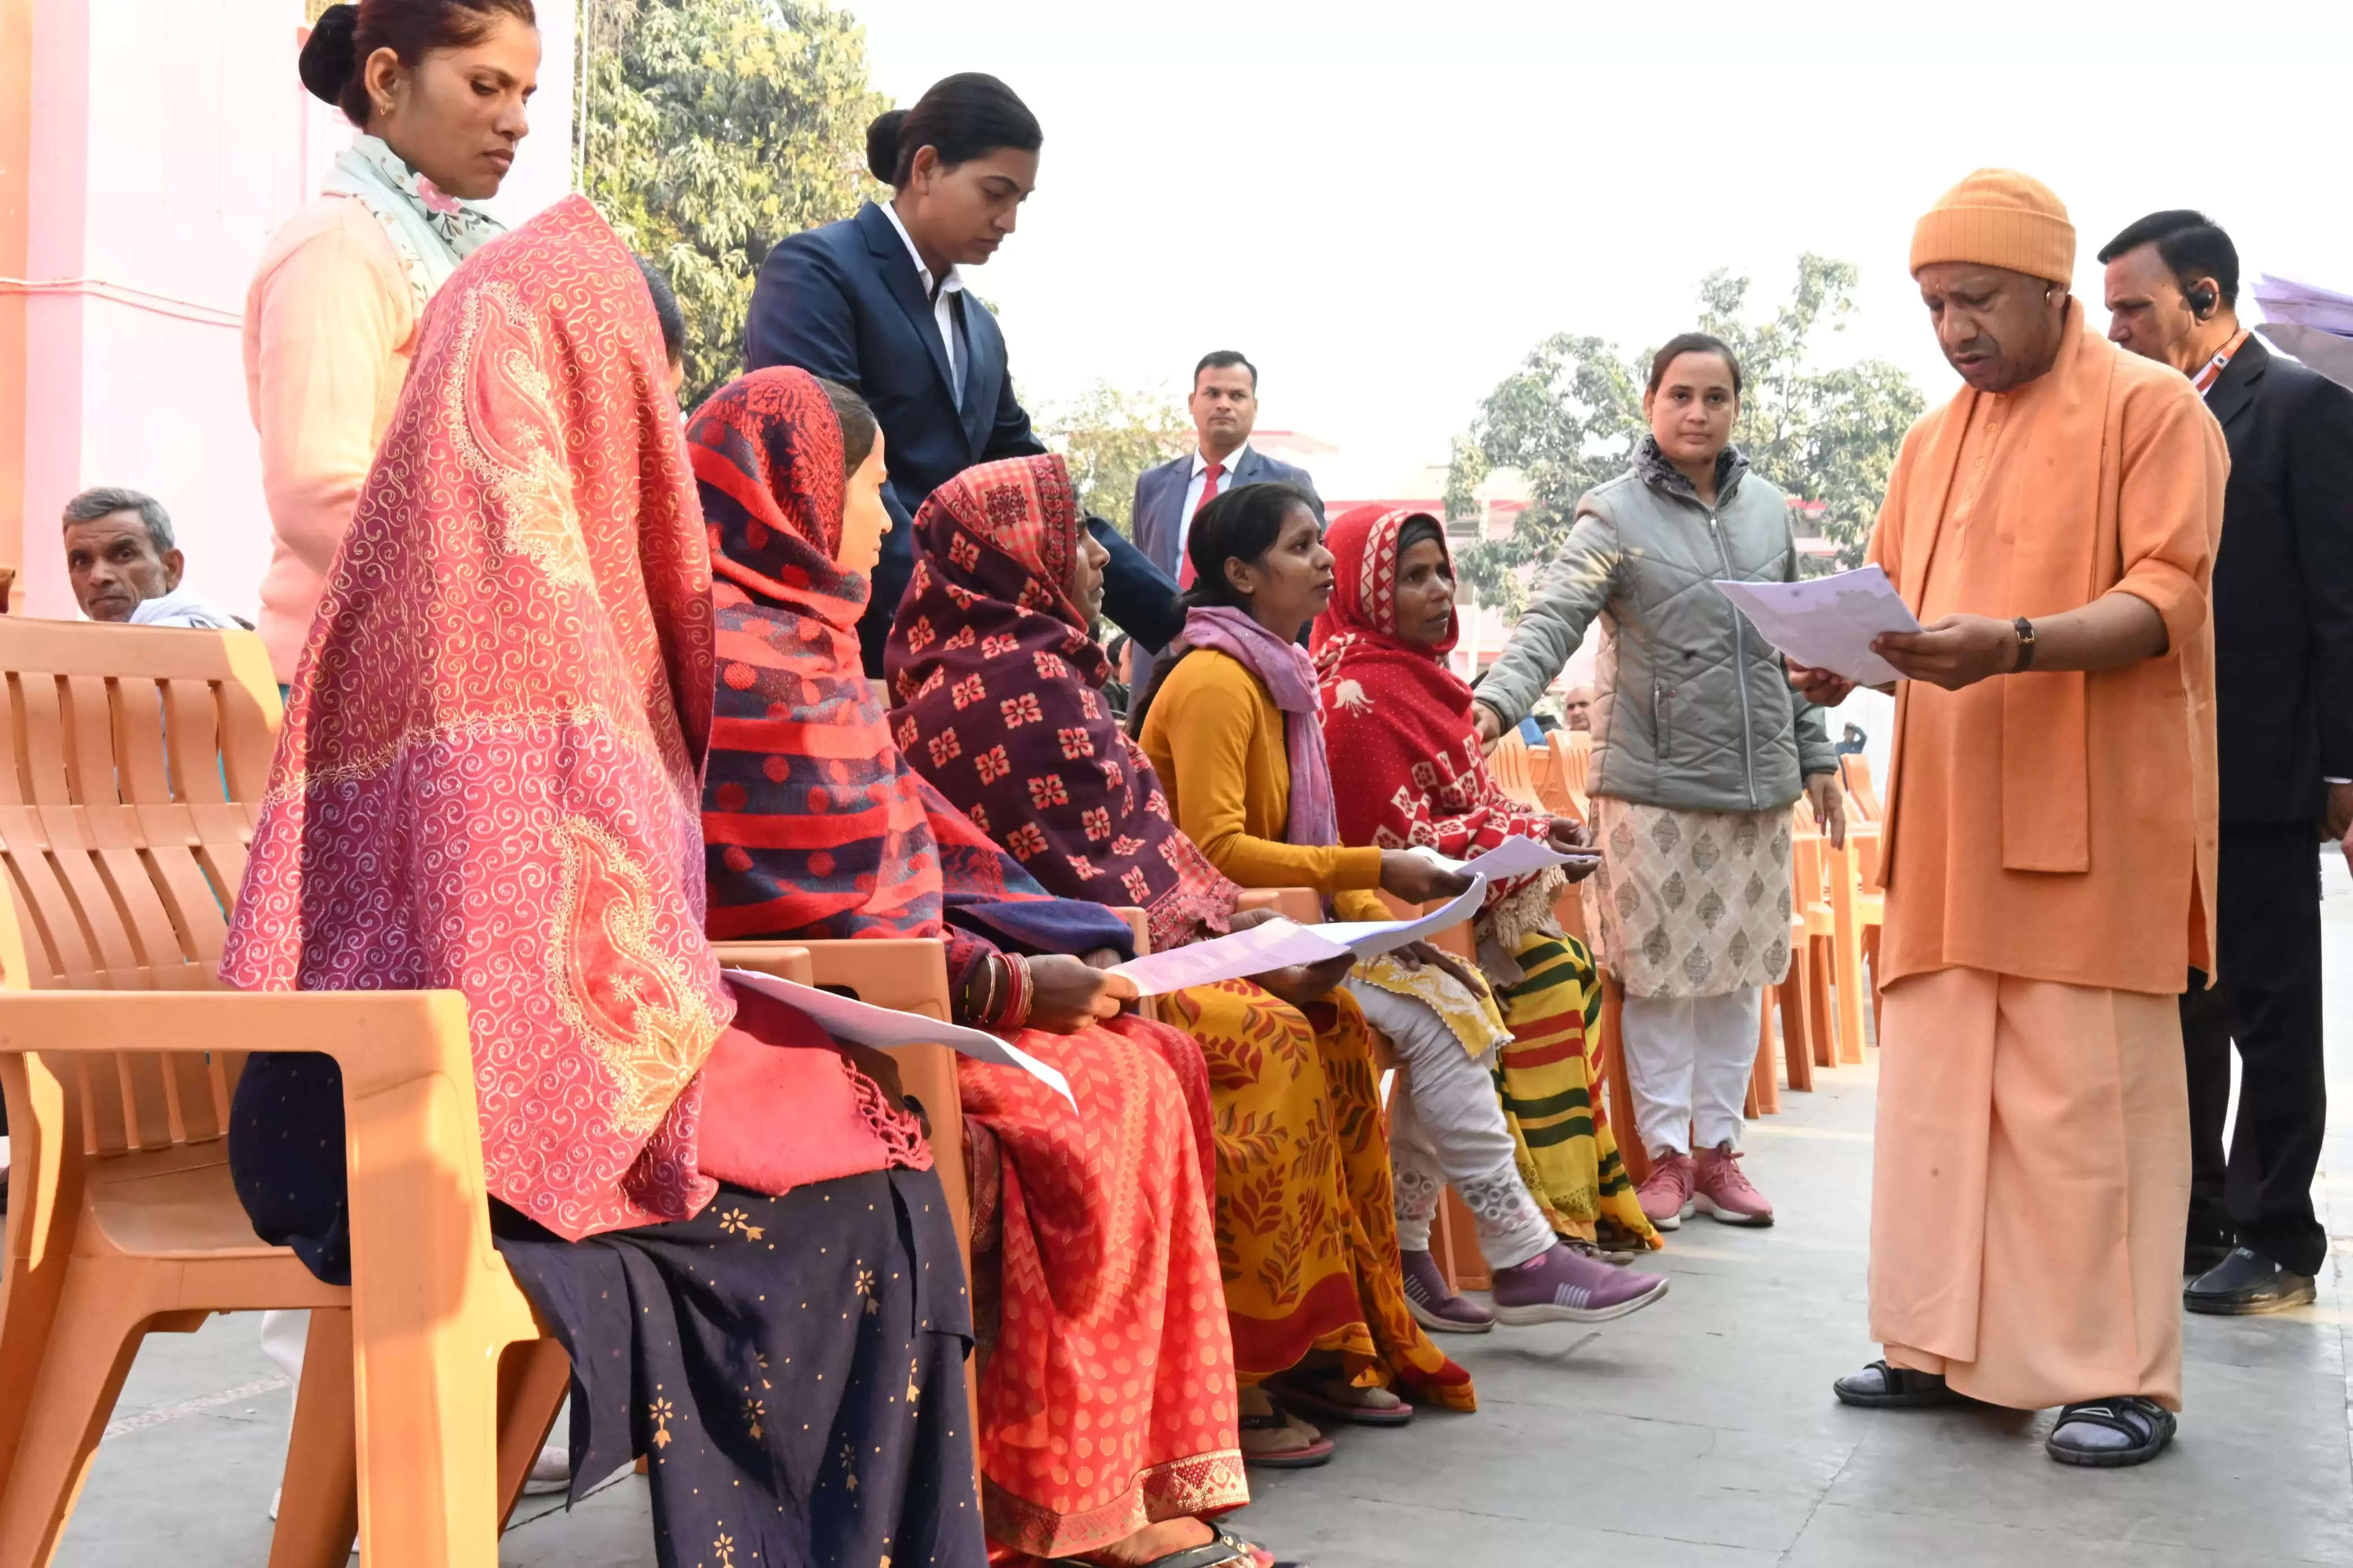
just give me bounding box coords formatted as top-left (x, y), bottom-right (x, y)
top-left (1035, 382), bottom-right (1192, 532)
top-left (1451, 254), bottom-right (1923, 608)
top-left (579, 0), bottom-right (886, 406)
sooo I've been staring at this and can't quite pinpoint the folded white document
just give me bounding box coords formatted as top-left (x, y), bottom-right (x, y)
top-left (1104, 918), bottom-right (1345, 996)
top-left (1440, 836), bottom-right (1597, 882)
top-left (1713, 565), bottom-right (1919, 687)
top-left (1316, 875), bottom-right (1489, 958)
top-left (722, 967), bottom-right (1075, 1108)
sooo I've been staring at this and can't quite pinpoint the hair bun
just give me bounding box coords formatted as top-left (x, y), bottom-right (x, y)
top-left (864, 109), bottom-right (908, 183)
top-left (299, 3), bottom-right (361, 105)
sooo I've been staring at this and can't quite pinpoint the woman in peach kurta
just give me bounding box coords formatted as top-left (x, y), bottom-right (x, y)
top-left (1797, 169), bottom-right (2224, 1471)
top-left (246, 2), bottom-right (537, 681)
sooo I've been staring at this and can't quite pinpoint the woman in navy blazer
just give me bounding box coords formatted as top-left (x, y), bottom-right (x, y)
top-left (747, 74), bottom-right (1180, 674)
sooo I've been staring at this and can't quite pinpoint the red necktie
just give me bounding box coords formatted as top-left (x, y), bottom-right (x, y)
top-left (1178, 460), bottom-right (1224, 588)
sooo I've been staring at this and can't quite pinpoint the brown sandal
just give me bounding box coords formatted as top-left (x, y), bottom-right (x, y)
top-left (1237, 1409), bottom-right (1333, 1468)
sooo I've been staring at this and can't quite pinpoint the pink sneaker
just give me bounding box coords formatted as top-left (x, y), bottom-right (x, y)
top-left (1636, 1151), bottom-right (1695, 1231)
top-left (1693, 1143), bottom-right (1774, 1227)
top-left (1490, 1242), bottom-right (1671, 1325)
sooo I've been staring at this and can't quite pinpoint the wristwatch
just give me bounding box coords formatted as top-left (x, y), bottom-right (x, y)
top-left (2011, 616), bottom-right (2037, 672)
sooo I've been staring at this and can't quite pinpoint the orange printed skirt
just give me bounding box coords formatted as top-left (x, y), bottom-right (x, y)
top-left (1164, 979), bottom-right (1475, 1413)
top-left (960, 1016), bottom-right (1248, 1561)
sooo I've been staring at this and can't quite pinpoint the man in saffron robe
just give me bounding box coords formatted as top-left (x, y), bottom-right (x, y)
top-left (1790, 169), bottom-right (2225, 1468)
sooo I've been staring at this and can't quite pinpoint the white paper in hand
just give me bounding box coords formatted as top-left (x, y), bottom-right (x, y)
top-left (722, 967), bottom-right (1075, 1109)
top-left (1443, 836), bottom-right (1598, 882)
top-left (1105, 918), bottom-right (1349, 996)
top-left (1315, 874), bottom-right (1490, 958)
top-left (1712, 565), bottom-right (1919, 687)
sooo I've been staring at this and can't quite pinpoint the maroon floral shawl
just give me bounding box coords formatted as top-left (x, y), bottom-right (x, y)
top-left (885, 455), bottom-right (1242, 951)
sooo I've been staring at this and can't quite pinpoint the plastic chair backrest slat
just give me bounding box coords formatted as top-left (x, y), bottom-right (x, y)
top-left (0, 623), bottom-right (279, 1157)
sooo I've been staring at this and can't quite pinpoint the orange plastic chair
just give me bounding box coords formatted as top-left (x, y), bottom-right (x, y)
top-left (1528, 737), bottom-right (1559, 798)
top-left (1595, 970), bottom-right (1646, 1189)
top-left (1548, 731), bottom-right (1593, 822)
top-left (1824, 828), bottom-right (1875, 1065)
top-left (1838, 753), bottom-right (1883, 823)
top-left (1236, 887), bottom-right (1321, 924)
top-left (1770, 917), bottom-right (1816, 1096)
top-left (0, 620), bottom-right (564, 1568)
top-left (1486, 734), bottom-right (1546, 811)
top-left (1789, 817), bottom-right (1845, 1069)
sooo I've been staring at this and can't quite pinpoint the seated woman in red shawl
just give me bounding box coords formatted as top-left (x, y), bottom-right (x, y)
top-left (688, 366), bottom-right (1272, 1568)
top-left (1312, 505), bottom-right (1662, 1263)
top-left (886, 453), bottom-right (1478, 1467)
top-left (221, 199), bottom-right (976, 1568)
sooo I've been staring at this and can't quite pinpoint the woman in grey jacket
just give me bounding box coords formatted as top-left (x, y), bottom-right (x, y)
top-left (1471, 334), bottom-right (1845, 1232)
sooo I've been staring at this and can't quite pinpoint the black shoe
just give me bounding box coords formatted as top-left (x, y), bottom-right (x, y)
top-left (1833, 1359), bottom-right (1958, 1409)
top-left (2183, 1247), bottom-right (2317, 1315)
top-left (2182, 1237), bottom-right (2233, 1278)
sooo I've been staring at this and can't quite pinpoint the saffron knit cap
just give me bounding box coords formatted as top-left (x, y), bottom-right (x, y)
top-left (1910, 169), bottom-right (2075, 284)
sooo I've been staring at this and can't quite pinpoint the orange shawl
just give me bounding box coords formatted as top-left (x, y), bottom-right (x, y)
top-left (1871, 304), bottom-right (2223, 980)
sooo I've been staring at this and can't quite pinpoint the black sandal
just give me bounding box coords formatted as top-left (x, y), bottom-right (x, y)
top-left (2046, 1396), bottom-right (2175, 1468)
top-left (1046, 1526), bottom-right (1303, 1568)
top-left (1831, 1359), bottom-right (1959, 1409)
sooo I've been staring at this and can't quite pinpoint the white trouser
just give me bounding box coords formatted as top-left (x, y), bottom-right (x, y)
top-left (1620, 987), bottom-right (1761, 1158)
top-left (261, 1308), bottom-right (308, 1380)
top-left (1344, 977), bottom-right (1555, 1272)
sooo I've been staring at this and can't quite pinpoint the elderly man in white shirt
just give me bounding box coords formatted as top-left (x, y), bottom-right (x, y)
top-left (61, 487), bottom-right (243, 629)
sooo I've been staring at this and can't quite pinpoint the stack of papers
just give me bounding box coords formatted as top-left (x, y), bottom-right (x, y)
top-left (2252, 273), bottom-right (2353, 337)
top-left (1713, 565), bottom-right (1919, 687)
top-left (2252, 275), bottom-right (2353, 393)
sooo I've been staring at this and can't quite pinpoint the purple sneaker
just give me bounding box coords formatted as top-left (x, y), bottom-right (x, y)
top-left (1400, 1249), bottom-right (1494, 1334)
top-left (1490, 1242), bottom-right (1671, 1325)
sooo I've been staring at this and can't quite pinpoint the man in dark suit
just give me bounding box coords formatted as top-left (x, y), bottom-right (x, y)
top-left (747, 200), bottom-right (1183, 673)
top-left (1130, 352), bottom-right (1324, 686)
top-left (2104, 210), bottom-right (2353, 1313)
top-left (1132, 351), bottom-right (1325, 584)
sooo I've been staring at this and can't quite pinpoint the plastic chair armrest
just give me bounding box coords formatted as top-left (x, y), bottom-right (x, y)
top-left (1236, 887), bottom-right (1322, 925)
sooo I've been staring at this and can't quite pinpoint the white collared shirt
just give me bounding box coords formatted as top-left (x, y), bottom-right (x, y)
top-left (1179, 441), bottom-right (1249, 556)
top-left (877, 200), bottom-right (966, 403)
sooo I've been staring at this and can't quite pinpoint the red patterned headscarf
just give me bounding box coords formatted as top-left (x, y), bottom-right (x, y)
top-left (222, 198), bottom-right (740, 1241)
top-left (691, 369), bottom-right (1132, 973)
top-left (886, 456), bottom-right (1242, 952)
top-left (1312, 505), bottom-right (1558, 922)
top-left (691, 366), bottom-right (941, 939)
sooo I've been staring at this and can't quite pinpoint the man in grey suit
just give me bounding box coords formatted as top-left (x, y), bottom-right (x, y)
top-left (1131, 350), bottom-right (1325, 588)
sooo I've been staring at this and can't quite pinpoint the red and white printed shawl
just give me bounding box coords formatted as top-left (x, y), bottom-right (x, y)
top-left (1311, 504), bottom-right (1565, 945)
top-left (220, 198), bottom-right (900, 1241)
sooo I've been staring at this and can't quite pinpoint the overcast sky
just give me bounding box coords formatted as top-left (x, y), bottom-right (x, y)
top-left (848, 0), bottom-right (2353, 497)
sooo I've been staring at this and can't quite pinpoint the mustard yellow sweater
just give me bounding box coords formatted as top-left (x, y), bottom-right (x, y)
top-left (1138, 649), bottom-right (1387, 921)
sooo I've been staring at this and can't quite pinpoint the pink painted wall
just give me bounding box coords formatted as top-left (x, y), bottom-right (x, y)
top-left (16, 0), bottom-right (574, 622)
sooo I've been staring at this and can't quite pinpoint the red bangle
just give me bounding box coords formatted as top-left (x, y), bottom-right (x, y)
top-left (1001, 953), bottom-right (1033, 1029)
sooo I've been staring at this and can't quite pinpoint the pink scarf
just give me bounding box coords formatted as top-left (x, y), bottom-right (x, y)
top-left (1175, 604), bottom-right (1339, 848)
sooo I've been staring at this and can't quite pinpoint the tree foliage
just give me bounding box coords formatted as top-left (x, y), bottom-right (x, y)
top-left (1451, 255), bottom-right (1923, 610)
top-left (1035, 382), bottom-right (1193, 532)
top-left (580, 0), bottom-right (886, 406)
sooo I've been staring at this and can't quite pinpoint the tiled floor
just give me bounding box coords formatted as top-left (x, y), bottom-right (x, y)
top-left (58, 866), bottom-right (2353, 1566)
